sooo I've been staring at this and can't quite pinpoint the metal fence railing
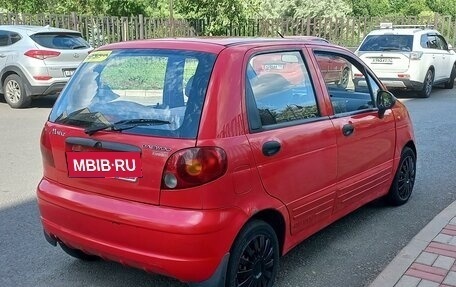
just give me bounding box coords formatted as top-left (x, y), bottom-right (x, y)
top-left (1, 12), bottom-right (455, 48)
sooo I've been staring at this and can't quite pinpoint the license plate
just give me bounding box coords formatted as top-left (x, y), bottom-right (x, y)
top-left (63, 69), bottom-right (76, 77)
top-left (371, 57), bottom-right (393, 64)
top-left (66, 151), bottom-right (142, 178)
top-left (264, 64), bottom-right (284, 70)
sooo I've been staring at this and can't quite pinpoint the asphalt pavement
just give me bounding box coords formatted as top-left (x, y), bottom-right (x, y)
top-left (0, 87), bottom-right (455, 287)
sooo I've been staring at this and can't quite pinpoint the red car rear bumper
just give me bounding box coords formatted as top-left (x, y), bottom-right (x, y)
top-left (37, 178), bottom-right (245, 283)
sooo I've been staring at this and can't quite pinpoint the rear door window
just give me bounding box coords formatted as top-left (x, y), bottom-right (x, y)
top-left (30, 33), bottom-right (90, 49)
top-left (49, 49), bottom-right (216, 139)
top-left (246, 50), bottom-right (320, 130)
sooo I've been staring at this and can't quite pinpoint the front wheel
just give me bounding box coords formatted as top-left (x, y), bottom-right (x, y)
top-left (226, 220), bottom-right (280, 287)
top-left (387, 147), bottom-right (416, 206)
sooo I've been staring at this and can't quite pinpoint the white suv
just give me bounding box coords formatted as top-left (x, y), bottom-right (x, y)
top-left (355, 23), bottom-right (456, 98)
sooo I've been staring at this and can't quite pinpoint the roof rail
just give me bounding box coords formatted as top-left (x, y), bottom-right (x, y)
top-left (379, 22), bottom-right (434, 29)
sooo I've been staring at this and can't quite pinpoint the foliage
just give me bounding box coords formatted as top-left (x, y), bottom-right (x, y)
top-left (348, 0), bottom-right (390, 16)
top-left (426, 0), bottom-right (456, 16)
top-left (281, 0), bottom-right (352, 19)
top-left (0, 0), bottom-right (452, 20)
top-left (174, 0), bottom-right (261, 35)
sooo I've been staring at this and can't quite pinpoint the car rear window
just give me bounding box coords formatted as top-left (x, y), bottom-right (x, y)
top-left (30, 32), bottom-right (90, 49)
top-left (49, 49), bottom-right (216, 139)
top-left (358, 35), bottom-right (414, 52)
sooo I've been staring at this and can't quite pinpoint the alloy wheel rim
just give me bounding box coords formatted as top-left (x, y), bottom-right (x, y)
top-left (236, 235), bottom-right (275, 287)
top-left (340, 69), bottom-right (349, 86)
top-left (397, 155), bottom-right (415, 200)
top-left (425, 72), bottom-right (432, 96)
top-left (6, 80), bottom-right (21, 104)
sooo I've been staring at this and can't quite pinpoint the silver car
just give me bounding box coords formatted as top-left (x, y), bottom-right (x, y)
top-left (0, 25), bottom-right (92, 108)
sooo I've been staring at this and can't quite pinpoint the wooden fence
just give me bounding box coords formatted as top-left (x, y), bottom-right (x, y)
top-left (1, 12), bottom-right (456, 48)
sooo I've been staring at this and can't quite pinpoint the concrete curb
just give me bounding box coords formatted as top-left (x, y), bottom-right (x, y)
top-left (369, 200), bottom-right (456, 287)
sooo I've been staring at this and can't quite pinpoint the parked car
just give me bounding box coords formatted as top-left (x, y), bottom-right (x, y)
top-left (0, 25), bottom-right (92, 108)
top-left (355, 23), bottom-right (456, 98)
top-left (251, 51), bottom-right (350, 87)
top-left (37, 37), bottom-right (417, 287)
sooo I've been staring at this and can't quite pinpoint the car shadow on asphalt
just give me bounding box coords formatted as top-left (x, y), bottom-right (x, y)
top-left (30, 95), bottom-right (58, 109)
top-left (392, 85), bottom-right (447, 99)
top-left (0, 94), bottom-right (58, 109)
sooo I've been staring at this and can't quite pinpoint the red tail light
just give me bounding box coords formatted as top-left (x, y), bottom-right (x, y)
top-left (40, 128), bottom-right (55, 167)
top-left (162, 147), bottom-right (227, 189)
top-left (25, 50), bottom-right (60, 60)
top-left (33, 75), bottom-right (53, 81)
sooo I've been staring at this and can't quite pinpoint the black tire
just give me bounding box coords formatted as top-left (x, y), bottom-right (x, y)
top-left (444, 64), bottom-right (456, 89)
top-left (59, 242), bottom-right (99, 261)
top-left (226, 220), bottom-right (279, 287)
top-left (387, 147), bottom-right (416, 206)
top-left (418, 69), bottom-right (433, 98)
top-left (3, 74), bottom-right (31, 108)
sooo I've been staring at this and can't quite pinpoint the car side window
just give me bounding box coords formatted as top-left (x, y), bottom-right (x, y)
top-left (0, 31), bottom-right (9, 46)
top-left (313, 51), bottom-right (376, 115)
top-left (0, 31), bottom-right (22, 46)
top-left (427, 35), bottom-right (439, 49)
top-left (10, 32), bottom-right (21, 45)
top-left (420, 35), bottom-right (428, 48)
top-left (246, 51), bottom-right (320, 130)
top-left (436, 35), bottom-right (448, 50)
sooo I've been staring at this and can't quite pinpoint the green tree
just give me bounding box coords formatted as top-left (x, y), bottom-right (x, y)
top-left (426, 0), bottom-right (456, 16)
top-left (0, 0), bottom-right (48, 13)
top-left (175, 0), bottom-right (260, 35)
top-left (347, 0), bottom-right (390, 16)
top-left (280, 0), bottom-right (352, 18)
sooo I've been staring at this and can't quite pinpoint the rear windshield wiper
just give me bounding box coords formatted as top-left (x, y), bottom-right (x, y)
top-left (72, 45), bottom-right (89, 49)
top-left (380, 47), bottom-right (403, 51)
top-left (84, 118), bottom-right (171, 135)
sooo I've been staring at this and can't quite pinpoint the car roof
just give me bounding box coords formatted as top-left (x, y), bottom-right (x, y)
top-left (367, 28), bottom-right (439, 36)
top-left (99, 36), bottom-right (338, 54)
top-left (0, 25), bottom-right (80, 34)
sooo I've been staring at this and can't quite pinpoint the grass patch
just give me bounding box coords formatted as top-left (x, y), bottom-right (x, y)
top-left (101, 56), bottom-right (198, 90)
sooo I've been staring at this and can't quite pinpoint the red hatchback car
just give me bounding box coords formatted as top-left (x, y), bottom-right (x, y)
top-left (37, 38), bottom-right (417, 287)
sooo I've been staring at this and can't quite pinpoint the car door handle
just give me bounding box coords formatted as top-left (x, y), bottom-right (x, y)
top-left (342, 124), bottom-right (354, 136)
top-left (262, 141), bottom-right (281, 156)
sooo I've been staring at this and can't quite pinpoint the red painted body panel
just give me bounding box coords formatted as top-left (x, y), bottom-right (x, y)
top-left (37, 38), bottom-right (416, 284)
top-left (38, 178), bottom-right (247, 282)
top-left (330, 110), bottom-right (396, 210)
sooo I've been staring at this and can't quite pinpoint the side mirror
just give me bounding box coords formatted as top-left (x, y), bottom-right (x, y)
top-left (377, 90), bottom-right (396, 118)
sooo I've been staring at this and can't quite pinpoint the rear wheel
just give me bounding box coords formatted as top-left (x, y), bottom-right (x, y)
top-left (3, 74), bottom-right (31, 108)
top-left (387, 147), bottom-right (416, 206)
top-left (59, 242), bottom-right (99, 261)
top-left (418, 69), bottom-right (433, 98)
top-left (226, 220), bottom-right (279, 287)
top-left (444, 64), bottom-right (456, 89)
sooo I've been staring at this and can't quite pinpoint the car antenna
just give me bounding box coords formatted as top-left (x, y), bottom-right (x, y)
top-left (277, 31), bottom-right (284, 38)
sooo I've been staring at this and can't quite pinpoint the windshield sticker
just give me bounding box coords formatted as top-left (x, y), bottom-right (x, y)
top-left (84, 50), bottom-right (112, 62)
